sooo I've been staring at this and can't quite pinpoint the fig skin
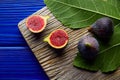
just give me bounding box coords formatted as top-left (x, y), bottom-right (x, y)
top-left (78, 36), bottom-right (99, 60)
top-left (88, 17), bottom-right (113, 42)
top-left (44, 29), bottom-right (69, 49)
top-left (26, 15), bottom-right (49, 33)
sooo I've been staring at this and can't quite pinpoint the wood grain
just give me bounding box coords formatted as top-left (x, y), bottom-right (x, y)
top-left (18, 7), bottom-right (120, 80)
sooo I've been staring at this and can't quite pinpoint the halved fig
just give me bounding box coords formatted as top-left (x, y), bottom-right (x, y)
top-left (44, 29), bottom-right (69, 49)
top-left (26, 15), bottom-right (49, 33)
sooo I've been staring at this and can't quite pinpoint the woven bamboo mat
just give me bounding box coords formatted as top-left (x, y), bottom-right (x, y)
top-left (18, 7), bottom-right (120, 80)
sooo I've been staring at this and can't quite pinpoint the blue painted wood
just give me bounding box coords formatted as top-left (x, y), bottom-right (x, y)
top-left (0, 0), bottom-right (49, 80)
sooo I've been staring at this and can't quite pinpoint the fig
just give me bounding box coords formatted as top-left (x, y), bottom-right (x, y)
top-left (88, 17), bottom-right (113, 42)
top-left (44, 29), bottom-right (69, 49)
top-left (26, 15), bottom-right (49, 33)
top-left (78, 36), bottom-right (99, 60)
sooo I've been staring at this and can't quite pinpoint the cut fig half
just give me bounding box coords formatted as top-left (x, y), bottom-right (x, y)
top-left (44, 29), bottom-right (69, 49)
top-left (26, 15), bottom-right (49, 33)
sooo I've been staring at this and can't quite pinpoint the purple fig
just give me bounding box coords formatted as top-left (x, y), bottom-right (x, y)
top-left (88, 17), bottom-right (113, 42)
top-left (78, 36), bottom-right (99, 60)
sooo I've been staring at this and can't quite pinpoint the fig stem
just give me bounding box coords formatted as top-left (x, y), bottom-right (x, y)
top-left (85, 42), bottom-right (91, 48)
top-left (43, 36), bottom-right (49, 42)
top-left (87, 26), bottom-right (92, 32)
top-left (44, 15), bottom-right (50, 20)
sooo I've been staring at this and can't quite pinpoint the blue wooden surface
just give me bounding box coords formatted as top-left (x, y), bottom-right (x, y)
top-left (0, 0), bottom-right (49, 80)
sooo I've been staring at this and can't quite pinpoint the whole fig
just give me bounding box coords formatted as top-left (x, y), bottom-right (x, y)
top-left (89, 17), bottom-right (113, 42)
top-left (78, 36), bottom-right (99, 60)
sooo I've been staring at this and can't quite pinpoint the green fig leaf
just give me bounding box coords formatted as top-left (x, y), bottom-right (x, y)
top-left (44, 0), bottom-right (120, 72)
top-left (73, 23), bottom-right (120, 72)
top-left (44, 0), bottom-right (120, 28)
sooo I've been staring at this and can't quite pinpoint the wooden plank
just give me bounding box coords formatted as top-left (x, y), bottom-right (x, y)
top-left (18, 7), bottom-right (120, 80)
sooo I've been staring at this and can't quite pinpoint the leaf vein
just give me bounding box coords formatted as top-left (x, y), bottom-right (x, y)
top-left (66, 14), bottom-right (96, 24)
top-left (58, 10), bottom-right (80, 19)
top-left (53, 0), bottom-right (120, 20)
top-left (99, 43), bottom-right (120, 54)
